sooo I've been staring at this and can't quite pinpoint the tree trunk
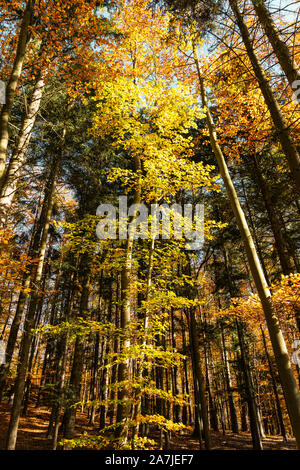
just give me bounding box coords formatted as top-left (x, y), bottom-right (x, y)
top-left (132, 237), bottom-right (155, 443)
top-left (0, 190), bottom-right (46, 401)
top-left (116, 156), bottom-right (141, 445)
top-left (220, 323), bottom-right (239, 433)
top-left (0, 0), bottom-right (34, 182)
top-left (251, 0), bottom-right (300, 90)
top-left (260, 325), bottom-right (287, 441)
top-left (229, 0), bottom-right (300, 190)
top-left (63, 259), bottom-right (90, 440)
top-left (194, 52), bottom-right (300, 448)
top-left (5, 153), bottom-right (60, 449)
top-left (0, 70), bottom-right (45, 225)
top-left (236, 320), bottom-right (263, 450)
top-left (252, 154), bottom-right (293, 275)
top-left (188, 306), bottom-right (211, 450)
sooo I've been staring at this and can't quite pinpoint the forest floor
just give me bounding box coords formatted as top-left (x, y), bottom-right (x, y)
top-left (0, 402), bottom-right (296, 451)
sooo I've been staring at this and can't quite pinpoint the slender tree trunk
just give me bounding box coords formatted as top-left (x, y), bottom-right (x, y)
top-left (201, 308), bottom-right (218, 432)
top-left (0, 195), bottom-right (45, 401)
top-left (181, 316), bottom-right (192, 426)
top-left (52, 329), bottom-right (69, 450)
top-left (240, 179), bottom-right (271, 285)
top-left (63, 259), bottom-right (90, 440)
top-left (5, 153), bottom-right (61, 449)
top-left (0, 70), bottom-right (45, 225)
top-left (260, 325), bottom-right (287, 441)
top-left (236, 320), bottom-right (263, 450)
top-left (132, 237), bottom-right (155, 443)
top-left (47, 273), bottom-right (77, 439)
top-left (116, 156), bottom-right (141, 444)
top-left (194, 53), bottom-right (300, 448)
top-left (0, 0), bottom-right (34, 182)
top-left (228, 0), bottom-right (300, 190)
top-left (251, 0), bottom-right (300, 90)
top-left (36, 248), bottom-right (64, 408)
top-left (170, 308), bottom-right (181, 424)
top-left (188, 306), bottom-right (211, 449)
top-left (220, 323), bottom-right (239, 433)
top-left (89, 295), bottom-right (102, 425)
top-left (99, 294), bottom-right (111, 431)
top-left (108, 276), bottom-right (120, 425)
top-left (251, 155), bottom-right (293, 274)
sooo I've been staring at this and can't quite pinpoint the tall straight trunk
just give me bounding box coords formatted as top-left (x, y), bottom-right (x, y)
top-left (22, 245), bottom-right (52, 415)
top-left (204, 344), bottom-right (218, 432)
top-left (155, 338), bottom-right (165, 449)
top-left (0, 294), bottom-right (13, 341)
top-left (21, 309), bottom-right (43, 415)
top-left (116, 156), bottom-right (141, 444)
top-left (52, 329), bottom-right (69, 450)
top-left (132, 237), bottom-right (155, 443)
top-left (277, 211), bottom-right (300, 273)
top-left (240, 179), bottom-right (271, 285)
top-left (251, 155), bottom-right (293, 274)
top-left (63, 259), bottom-right (90, 440)
top-left (108, 276), bottom-right (120, 425)
top-left (220, 251), bottom-right (256, 440)
top-left (200, 308), bottom-right (218, 432)
top-left (115, 238), bottom-right (134, 441)
top-left (0, 191), bottom-right (45, 401)
top-left (62, 337), bottom-right (85, 440)
top-left (155, 334), bottom-right (170, 449)
top-left (260, 325), bottom-right (287, 441)
top-left (170, 308), bottom-right (181, 424)
top-left (0, 0), bottom-right (34, 182)
top-left (251, 0), bottom-right (300, 90)
top-left (228, 0), bottom-right (300, 190)
top-left (190, 341), bottom-right (203, 447)
top-left (188, 306), bottom-right (211, 449)
top-left (236, 320), bottom-right (263, 450)
top-left (0, 70), bottom-right (45, 225)
top-left (181, 315), bottom-right (192, 425)
top-left (5, 153), bottom-right (61, 450)
top-left (47, 274), bottom-right (77, 439)
top-left (36, 248), bottom-right (64, 408)
top-left (220, 323), bottom-right (239, 433)
top-left (99, 291), bottom-right (112, 431)
top-left (241, 400), bottom-right (248, 432)
top-left (89, 292), bottom-right (102, 425)
top-left (194, 53), bottom-right (300, 448)
top-left (0, 276), bottom-right (30, 401)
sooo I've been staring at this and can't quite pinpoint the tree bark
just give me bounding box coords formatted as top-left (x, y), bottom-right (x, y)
top-left (236, 320), bottom-right (263, 450)
top-left (0, 195), bottom-right (45, 401)
top-left (5, 153), bottom-right (61, 449)
top-left (252, 154), bottom-right (293, 274)
top-left (251, 0), bottom-right (300, 90)
top-left (116, 155), bottom-right (141, 445)
top-left (188, 306), bottom-right (211, 450)
top-left (63, 258), bottom-right (90, 440)
top-left (229, 0), bottom-right (300, 190)
top-left (0, 70), bottom-right (45, 225)
top-left (194, 52), bottom-right (300, 448)
top-left (0, 0), bottom-right (34, 182)
top-left (260, 325), bottom-right (287, 441)
top-left (220, 323), bottom-right (239, 433)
